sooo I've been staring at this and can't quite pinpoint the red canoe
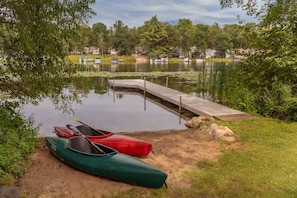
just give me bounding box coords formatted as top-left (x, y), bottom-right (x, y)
top-left (54, 125), bottom-right (152, 157)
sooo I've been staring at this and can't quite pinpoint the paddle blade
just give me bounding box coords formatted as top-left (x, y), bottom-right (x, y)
top-left (69, 116), bottom-right (80, 123)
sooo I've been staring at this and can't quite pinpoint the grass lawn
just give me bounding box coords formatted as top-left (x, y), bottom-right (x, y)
top-left (183, 117), bottom-right (297, 198)
top-left (106, 117), bottom-right (297, 198)
top-left (67, 54), bottom-right (137, 65)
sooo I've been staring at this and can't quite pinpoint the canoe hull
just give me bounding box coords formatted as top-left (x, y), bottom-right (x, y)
top-left (45, 137), bottom-right (167, 188)
top-left (54, 126), bottom-right (152, 157)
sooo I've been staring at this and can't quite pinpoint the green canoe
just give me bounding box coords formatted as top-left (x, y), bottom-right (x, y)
top-left (45, 136), bottom-right (167, 188)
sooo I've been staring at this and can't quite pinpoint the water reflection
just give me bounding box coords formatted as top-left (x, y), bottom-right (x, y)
top-left (89, 61), bottom-right (213, 72)
top-left (22, 87), bottom-right (187, 137)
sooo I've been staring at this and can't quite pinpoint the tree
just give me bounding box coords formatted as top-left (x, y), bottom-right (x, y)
top-left (207, 23), bottom-right (221, 49)
top-left (213, 32), bottom-right (232, 57)
top-left (0, 0), bottom-right (95, 98)
top-left (193, 24), bottom-right (209, 57)
top-left (220, 0), bottom-right (297, 89)
top-left (70, 23), bottom-right (92, 53)
top-left (220, 0), bottom-right (297, 120)
top-left (91, 22), bottom-right (109, 54)
top-left (138, 16), bottom-right (168, 55)
top-left (110, 20), bottom-right (137, 55)
top-left (223, 24), bottom-right (245, 48)
top-left (175, 19), bottom-right (196, 57)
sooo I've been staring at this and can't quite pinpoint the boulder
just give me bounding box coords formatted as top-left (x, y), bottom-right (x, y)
top-left (185, 116), bottom-right (215, 129)
top-left (185, 116), bottom-right (240, 143)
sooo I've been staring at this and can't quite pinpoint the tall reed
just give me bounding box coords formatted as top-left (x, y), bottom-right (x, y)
top-left (196, 62), bottom-right (234, 104)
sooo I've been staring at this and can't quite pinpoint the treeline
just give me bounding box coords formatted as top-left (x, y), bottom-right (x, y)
top-left (70, 15), bottom-right (256, 57)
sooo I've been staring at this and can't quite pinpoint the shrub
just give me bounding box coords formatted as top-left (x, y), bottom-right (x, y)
top-left (0, 101), bottom-right (39, 185)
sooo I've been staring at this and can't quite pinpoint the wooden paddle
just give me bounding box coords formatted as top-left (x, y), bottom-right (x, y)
top-left (66, 124), bottom-right (106, 154)
top-left (69, 116), bottom-right (105, 135)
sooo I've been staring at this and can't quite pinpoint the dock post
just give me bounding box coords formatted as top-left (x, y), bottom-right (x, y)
top-left (166, 77), bottom-right (168, 87)
top-left (144, 77), bottom-right (146, 97)
top-left (179, 96), bottom-right (182, 113)
top-left (112, 75), bottom-right (115, 103)
top-left (112, 74), bottom-right (115, 88)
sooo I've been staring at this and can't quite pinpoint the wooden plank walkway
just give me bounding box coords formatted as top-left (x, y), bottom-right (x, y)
top-left (108, 79), bottom-right (254, 121)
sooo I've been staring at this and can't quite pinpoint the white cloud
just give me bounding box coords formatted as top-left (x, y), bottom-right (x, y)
top-left (88, 0), bottom-right (257, 28)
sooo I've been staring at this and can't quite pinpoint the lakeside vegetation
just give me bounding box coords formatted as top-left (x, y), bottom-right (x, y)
top-left (67, 54), bottom-right (233, 65)
top-left (1, 0), bottom-right (297, 197)
top-left (0, 102), bottom-right (39, 185)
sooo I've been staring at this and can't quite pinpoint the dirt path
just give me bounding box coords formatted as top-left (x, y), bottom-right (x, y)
top-left (17, 129), bottom-right (222, 198)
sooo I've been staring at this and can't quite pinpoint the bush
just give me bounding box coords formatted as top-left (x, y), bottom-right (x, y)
top-left (255, 81), bottom-right (297, 121)
top-left (0, 101), bottom-right (39, 185)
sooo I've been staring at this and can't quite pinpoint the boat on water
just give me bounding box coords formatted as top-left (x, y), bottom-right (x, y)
top-left (196, 58), bottom-right (204, 63)
top-left (45, 136), bottom-right (167, 188)
top-left (54, 124), bottom-right (152, 157)
top-left (111, 57), bottom-right (118, 64)
top-left (184, 57), bottom-right (191, 63)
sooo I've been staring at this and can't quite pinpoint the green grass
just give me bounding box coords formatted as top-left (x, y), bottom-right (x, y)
top-left (104, 117), bottom-right (297, 197)
top-left (184, 118), bottom-right (297, 198)
top-left (67, 54), bottom-right (136, 65)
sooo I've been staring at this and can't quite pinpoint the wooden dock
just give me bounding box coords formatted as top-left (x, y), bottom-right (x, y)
top-left (108, 79), bottom-right (254, 121)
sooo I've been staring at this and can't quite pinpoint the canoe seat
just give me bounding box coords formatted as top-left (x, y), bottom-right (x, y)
top-left (77, 125), bottom-right (98, 136)
top-left (68, 136), bottom-right (101, 154)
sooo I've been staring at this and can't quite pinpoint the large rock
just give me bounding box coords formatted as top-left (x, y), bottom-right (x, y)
top-left (208, 123), bottom-right (234, 138)
top-left (185, 116), bottom-right (240, 143)
top-left (185, 116), bottom-right (215, 129)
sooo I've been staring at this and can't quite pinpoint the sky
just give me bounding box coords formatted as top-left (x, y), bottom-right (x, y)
top-left (88, 0), bottom-right (258, 28)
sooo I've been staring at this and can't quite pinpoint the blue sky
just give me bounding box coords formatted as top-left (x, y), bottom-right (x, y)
top-left (88, 0), bottom-right (257, 28)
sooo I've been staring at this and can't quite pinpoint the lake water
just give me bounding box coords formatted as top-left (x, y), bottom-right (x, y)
top-left (21, 85), bottom-right (188, 137)
top-left (20, 62), bottom-right (230, 137)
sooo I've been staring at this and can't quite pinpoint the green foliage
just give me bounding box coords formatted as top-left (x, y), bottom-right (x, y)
top-left (90, 22), bottom-right (109, 53)
top-left (70, 24), bottom-right (93, 53)
top-left (175, 19), bottom-right (196, 55)
top-left (139, 16), bottom-right (169, 55)
top-left (193, 24), bottom-right (208, 55)
top-left (2, 0), bottom-right (95, 73)
top-left (67, 17), bottom-right (253, 58)
top-left (110, 21), bottom-right (138, 55)
top-left (220, 0), bottom-right (297, 120)
top-left (213, 32), bottom-right (233, 55)
top-left (255, 80), bottom-right (297, 121)
top-left (224, 24), bottom-right (246, 48)
top-left (1, 0), bottom-right (95, 98)
top-left (0, 102), bottom-right (39, 185)
top-left (195, 63), bottom-right (256, 113)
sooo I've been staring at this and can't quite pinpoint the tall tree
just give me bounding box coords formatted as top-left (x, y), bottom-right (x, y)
top-left (213, 32), bottom-right (232, 57)
top-left (207, 23), bottom-right (221, 49)
top-left (220, 0), bottom-right (297, 89)
top-left (175, 19), bottom-right (196, 57)
top-left (91, 22), bottom-right (109, 54)
top-left (139, 15), bottom-right (168, 55)
top-left (193, 24), bottom-right (209, 57)
top-left (0, 0), bottom-right (95, 98)
top-left (110, 20), bottom-right (137, 55)
top-left (223, 24), bottom-right (245, 48)
top-left (70, 23), bottom-right (92, 53)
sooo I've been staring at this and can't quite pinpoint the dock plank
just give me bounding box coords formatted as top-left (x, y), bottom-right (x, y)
top-left (108, 79), bottom-right (254, 121)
